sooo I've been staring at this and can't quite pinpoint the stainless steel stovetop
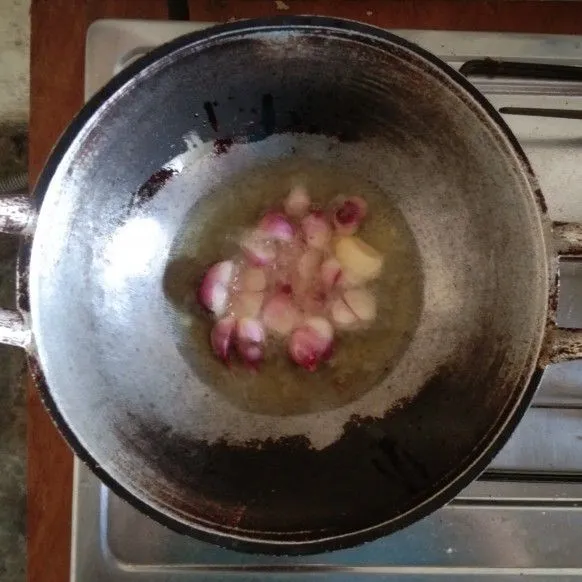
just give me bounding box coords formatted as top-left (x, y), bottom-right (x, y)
top-left (74, 20), bottom-right (582, 581)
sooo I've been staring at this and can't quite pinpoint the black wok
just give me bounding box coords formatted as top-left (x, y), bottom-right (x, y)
top-left (1, 17), bottom-right (582, 553)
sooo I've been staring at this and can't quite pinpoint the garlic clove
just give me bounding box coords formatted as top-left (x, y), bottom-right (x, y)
top-left (334, 235), bottom-right (384, 284)
top-left (330, 288), bottom-right (377, 330)
top-left (343, 288), bottom-right (377, 323)
top-left (330, 296), bottom-right (358, 329)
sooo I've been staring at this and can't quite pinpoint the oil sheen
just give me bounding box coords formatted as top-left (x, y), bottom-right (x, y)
top-left (166, 156), bottom-right (423, 416)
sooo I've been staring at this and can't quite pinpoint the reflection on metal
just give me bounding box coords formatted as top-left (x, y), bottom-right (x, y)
top-left (73, 463), bottom-right (582, 580)
top-left (500, 107), bottom-right (582, 119)
top-left (0, 308), bottom-right (30, 348)
top-left (73, 21), bottom-right (582, 582)
top-left (0, 194), bottom-right (34, 235)
top-left (0, 192), bottom-right (33, 347)
top-left (460, 59), bottom-right (582, 82)
top-left (102, 217), bottom-right (168, 288)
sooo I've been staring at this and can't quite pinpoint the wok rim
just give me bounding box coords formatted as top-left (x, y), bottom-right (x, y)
top-left (28, 15), bottom-right (548, 553)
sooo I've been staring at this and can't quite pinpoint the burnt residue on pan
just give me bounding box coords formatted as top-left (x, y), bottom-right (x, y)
top-left (547, 270), bottom-right (560, 322)
top-left (546, 328), bottom-right (582, 363)
top-left (116, 362), bottom-right (502, 544)
top-left (214, 137), bottom-right (233, 155)
top-left (369, 432), bottom-right (430, 494)
top-left (128, 167), bottom-right (177, 212)
top-left (204, 101), bottom-right (219, 132)
top-left (533, 187), bottom-right (548, 214)
top-left (17, 242), bottom-right (31, 313)
top-left (261, 93), bottom-right (276, 136)
top-left (121, 414), bottom-right (440, 538)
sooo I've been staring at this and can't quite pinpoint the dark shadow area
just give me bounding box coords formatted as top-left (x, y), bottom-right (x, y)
top-left (0, 122), bottom-right (27, 582)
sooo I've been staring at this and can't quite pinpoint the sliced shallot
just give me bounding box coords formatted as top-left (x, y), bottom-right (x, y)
top-left (263, 293), bottom-right (302, 337)
top-left (284, 185), bottom-right (311, 218)
top-left (240, 267), bottom-right (267, 292)
top-left (201, 189), bottom-right (382, 370)
top-left (240, 230), bottom-right (277, 266)
top-left (301, 211), bottom-right (332, 250)
top-left (275, 240), bottom-right (303, 292)
top-left (236, 318), bottom-right (265, 368)
top-left (294, 248), bottom-right (322, 299)
top-left (332, 196), bottom-right (368, 236)
top-left (198, 260), bottom-right (236, 318)
top-left (297, 248), bottom-right (322, 281)
top-left (320, 257), bottom-right (343, 291)
top-left (231, 291), bottom-right (264, 319)
top-left (288, 316), bottom-right (334, 372)
top-left (258, 211), bottom-right (295, 242)
top-left (210, 317), bottom-right (236, 362)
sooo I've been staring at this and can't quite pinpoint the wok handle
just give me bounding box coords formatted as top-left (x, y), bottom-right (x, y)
top-left (0, 309), bottom-right (30, 349)
top-left (553, 221), bottom-right (582, 257)
top-left (550, 221), bottom-right (582, 363)
top-left (0, 194), bottom-right (35, 236)
top-left (0, 192), bottom-right (35, 349)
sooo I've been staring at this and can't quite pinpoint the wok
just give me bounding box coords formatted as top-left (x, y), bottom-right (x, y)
top-left (2, 16), bottom-right (582, 553)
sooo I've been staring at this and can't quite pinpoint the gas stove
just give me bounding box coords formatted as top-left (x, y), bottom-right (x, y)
top-left (74, 20), bottom-right (582, 581)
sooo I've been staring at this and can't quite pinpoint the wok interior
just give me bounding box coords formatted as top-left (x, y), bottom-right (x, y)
top-left (168, 153), bottom-right (424, 416)
top-left (30, 24), bottom-right (548, 548)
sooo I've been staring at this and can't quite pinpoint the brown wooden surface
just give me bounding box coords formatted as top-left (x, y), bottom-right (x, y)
top-left (28, 2), bottom-right (582, 582)
top-left (190, 0), bottom-right (582, 33)
top-left (29, 3), bottom-right (84, 581)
